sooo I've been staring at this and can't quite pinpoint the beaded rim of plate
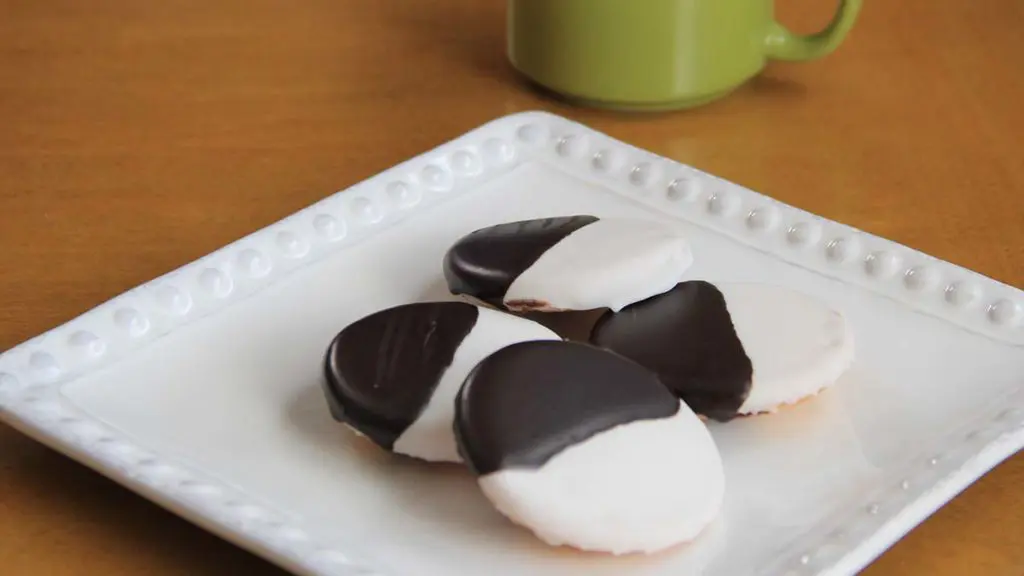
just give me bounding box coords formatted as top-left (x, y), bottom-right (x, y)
top-left (0, 111), bottom-right (1021, 576)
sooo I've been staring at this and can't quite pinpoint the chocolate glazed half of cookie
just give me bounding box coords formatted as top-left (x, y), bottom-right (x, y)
top-left (590, 281), bottom-right (754, 422)
top-left (322, 301), bottom-right (479, 450)
top-left (453, 339), bottom-right (680, 474)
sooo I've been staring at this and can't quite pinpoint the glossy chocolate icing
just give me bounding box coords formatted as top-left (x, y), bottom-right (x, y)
top-left (322, 301), bottom-right (478, 448)
top-left (590, 281), bottom-right (753, 422)
top-left (454, 340), bottom-right (679, 475)
top-left (442, 215), bottom-right (599, 307)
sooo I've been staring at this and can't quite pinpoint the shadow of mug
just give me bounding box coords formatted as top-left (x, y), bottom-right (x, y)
top-left (507, 0), bottom-right (862, 112)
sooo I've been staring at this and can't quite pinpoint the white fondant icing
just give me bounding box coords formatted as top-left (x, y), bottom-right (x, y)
top-left (718, 283), bottom-right (855, 415)
top-left (477, 403), bottom-right (724, 555)
top-left (503, 218), bottom-right (693, 312)
top-left (392, 307), bottom-right (560, 463)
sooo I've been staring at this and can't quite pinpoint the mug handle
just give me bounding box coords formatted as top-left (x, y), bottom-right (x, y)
top-left (764, 0), bottom-right (863, 61)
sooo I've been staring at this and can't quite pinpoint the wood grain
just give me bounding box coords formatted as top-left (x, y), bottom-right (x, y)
top-left (1, 1), bottom-right (1021, 574)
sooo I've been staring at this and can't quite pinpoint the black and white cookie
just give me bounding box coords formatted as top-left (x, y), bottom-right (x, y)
top-left (455, 340), bottom-right (724, 555)
top-left (590, 281), bottom-right (854, 421)
top-left (443, 216), bottom-right (693, 313)
top-left (321, 301), bottom-right (560, 463)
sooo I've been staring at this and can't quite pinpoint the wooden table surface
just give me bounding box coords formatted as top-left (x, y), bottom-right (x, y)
top-left (1, 0), bottom-right (1021, 574)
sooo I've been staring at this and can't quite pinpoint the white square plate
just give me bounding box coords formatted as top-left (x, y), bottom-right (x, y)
top-left (1, 111), bottom-right (1022, 576)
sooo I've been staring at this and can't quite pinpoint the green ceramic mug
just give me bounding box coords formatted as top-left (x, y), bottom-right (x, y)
top-left (508, 0), bottom-right (862, 111)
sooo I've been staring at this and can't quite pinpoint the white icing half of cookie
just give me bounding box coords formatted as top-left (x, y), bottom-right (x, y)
top-left (392, 307), bottom-right (560, 462)
top-left (503, 218), bottom-right (693, 312)
top-left (722, 283), bottom-right (855, 415)
top-left (477, 403), bottom-right (724, 555)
